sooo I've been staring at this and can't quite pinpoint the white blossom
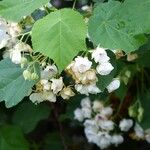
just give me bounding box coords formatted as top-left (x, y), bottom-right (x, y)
top-left (92, 47), bottom-right (110, 63)
top-left (96, 62), bottom-right (114, 75)
top-left (145, 129), bottom-right (150, 143)
top-left (111, 135), bottom-right (124, 146)
top-left (75, 83), bottom-right (101, 95)
top-left (134, 123), bottom-right (144, 139)
top-left (84, 124), bottom-right (99, 143)
top-left (51, 77), bottom-right (64, 94)
top-left (107, 78), bottom-right (120, 93)
top-left (82, 107), bottom-right (92, 118)
top-left (10, 49), bottom-right (22, 64)
top-left (96, 132), bottom-right (111, 149)
top-left (30, 91), bottom-right (56, 103)
top-left (41, 64), bottom-right (58, 79)
top-left (0, 18), bottom-right (10, 49)
top-left (81, 97), bottom-right (91, 108)
top-left (60, 87), bottom-right (75, 100)
top-left (92, 101), bottom-right (103, 112)
top-left (74, 108), bottom-right (84, 122)
top-left (119, 119), bottom-right (133, 132)
top-left (101, 107), bottom-right (113, 117)
top-left (99, 120), bottom-right (114, 131)
top-left (73, 56), bottom-right (92, 73)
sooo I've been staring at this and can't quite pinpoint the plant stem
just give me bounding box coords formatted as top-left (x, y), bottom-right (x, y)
top-left (51, 103), bottom-right (67, 150)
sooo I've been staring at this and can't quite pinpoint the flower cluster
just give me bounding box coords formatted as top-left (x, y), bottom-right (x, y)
top-left (66, 47), bottom-right (119, 96)
top-left (29, 65), bottom-right (75, 103)
top-left (0, 17), bottom-right (121, 105)
top-left (74, 97), bottom-right (150, 149)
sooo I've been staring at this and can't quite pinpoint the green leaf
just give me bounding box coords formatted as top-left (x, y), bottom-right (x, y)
top-left (0, 0), bottom-right (48, 22)
top-left (140, 90), bottom-right (150, 129)
top-left (32, 9), bottom-right (87, 71)
top-left (0, 59), bottom-right (39, 108)
top-left (88, 0), bottom-right (150, 53)
top-left (0, 125), bottom-right (29, 150)
top-left (12, 101), bottom-right (51, 133)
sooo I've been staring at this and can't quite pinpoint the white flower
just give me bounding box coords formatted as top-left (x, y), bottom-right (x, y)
top-left (84, 119), bottom-right (96, 127)
top-left (8, 22), bottom-right (21, 37)
top-left (74, 108), bottom-right (84, 122)
top-left (96, 62), bottom-right (114, 75)
top-left (111, 135), bottom-right (124, 146)
top-left (99, 120), bottom-right (114, 131)
top-left (145, 129), bottom-right (150, 143)
top-left (51, 77), bottom-right (64, 94)
top-left (29, 91), bottom-right (56, 103)
top-left (10, 49), bottom-right (22, 64)
top-left (75, 84), bottom-right (89, 95)
top-left (75, 83), bottom-right (101, 95)
top-left (40, 79), bottom-right (48, 85)
top-left (101, 107), bottom-right (113, 117)
top-left (134, 123), bottom-right (144, 139)
top-left (42, 91), bottom-right (56, 102)
top-left (73, 56), bottom-right (92, 73)
top-left (43, 82), bottom-right (51, 91)
top-left (60, 87), bottom-right (75, 100)
top-left (0, 19), bottom-right (10, 49)
top-left (84, 124), bottom-right (99, 143)
top-left (82, 107), bottom-right (92, 118)
top-left (107, 78), bottom-right (120, 93)
top-left (81, 5), bottom-right (90, 11)
top-left (119, 119), bottom-right (133, 132)
top-left (30, 93), bottom-right (45, 104)
top-left (92, 101), bottom-right (103, 112)
top-left (81, 97), bottom-right (91, 108)
top-left (96, 132), bottom-right (111, 149)
top-left (41, 64), bottom-right (58, 79)
top-left (14, 43), bottom-right (31, 52)
top-left (0, 30), bottom-right (10, 49)
top-left (92, 47), bottom-right (110, 63)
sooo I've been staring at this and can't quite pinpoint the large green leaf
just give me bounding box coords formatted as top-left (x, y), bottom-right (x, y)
top-left (0, 0), bottom-right (48, 22)
top-left (88, 0), bottom-right (150, 53)
top-left (0, 125), bottom-right (29, 150)
top-left (0, 59), bottom-right (38, 108)
top-left (32, 9), bottom-right (87, 71)
top-left (12, 101), bottom-right (51, 133)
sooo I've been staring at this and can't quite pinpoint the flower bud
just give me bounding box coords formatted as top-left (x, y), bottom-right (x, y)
top-left (138, 107), bottom-right (144, 122)
top-left (23, 70), bottom-right (32, 80)
top-left (128, 106), bottom-right (137, 118)
top-left (31, 72), bottom-right (39, 80)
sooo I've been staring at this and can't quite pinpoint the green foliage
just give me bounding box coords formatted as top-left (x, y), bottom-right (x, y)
top-left (43, 133), bottom-right (63, 150)
top-left (0, 0), bottom-right (48, 22)
top-left (32, 9), bottom-right (87, 71)
top-left (0, 59), bottom-right (39, 108)
top-left (88, 0), bottom-right (150, 52)
top-left (12, 101), bottom-right (51, 133)
top-left (140, 90), bottom-right (150, 129)
top-left (0, 125), bottom-right (29, 150)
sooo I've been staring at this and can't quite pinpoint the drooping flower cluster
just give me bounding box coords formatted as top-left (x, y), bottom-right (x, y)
top-left (74, 97), bottom-right (150, 149)
top-left (66, 46), bottom-right (119, 96)
top-left (29, 65), bottom-right (75, 104)
top-left (74, 98), bottom-right (124, 149)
